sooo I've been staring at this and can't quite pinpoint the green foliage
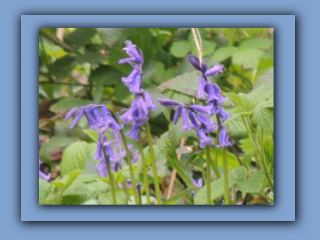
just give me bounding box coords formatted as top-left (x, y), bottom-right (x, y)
top-left (39, 178), bottom-right (52, 205)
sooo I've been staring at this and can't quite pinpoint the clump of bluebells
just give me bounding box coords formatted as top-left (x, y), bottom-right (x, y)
top-left (158, 55), bottom-right (233, 149)
top-left (118, 40), bottom-right (157, 140)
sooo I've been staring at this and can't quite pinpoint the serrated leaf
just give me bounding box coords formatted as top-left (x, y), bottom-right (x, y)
top-left (210, 46), bottom-right (237, 64)
top-left (156, 71), bottom-right (199, 97)
top-left (75, 50), bottom-right (106, 65)
top-left (223, 114), bottom-right (248, 137)
top-left (228, 93), bottom-right (258, 115)
top-left (170, 41), bottom-right (191, 58)
top-left (60, 141), bottom-right (89, 176)
top-left (251, 104), bottom-right (273, 132)
top-left (39, 178), bottom-right (52, 205)
top-left (89, 65), bottom-right (124, 85)
top-left (249, 83), bottom-right (273, 104)
top-left (236, 171), bottom-right (265, 195)
top-left (240, 138), bottom-right (255, 154)
top-left (64, 170), bottom-right (84, 190)
top-left (48, 55), bottom-right (76, 79)
top-left (194, 166), bottom-right (247, 204)
top-left (232, 48), bottom-right (264, 69)
top-left (98, 28), bottom-right (125, 47)
top-left (253, 67), bottom-right (273, 90)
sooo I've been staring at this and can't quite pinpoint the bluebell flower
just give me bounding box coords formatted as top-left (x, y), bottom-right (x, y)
top-left (173, 106), bottom-right (183, 124)
top-left (217, 106), bottom-right (232, 122)
top-left (197, 76), bottom-right (206, 99)
top-left (144, 92), bottom-right (157, 111)
top-left (190, 178), bottom-right (203, 195)
top-left (188, 111), bottom-right (201, 129)
top-left (128, 124), bottom-right (141, 141)
top-left (119, 40), bottom-right (144, 64)
top-left (205, 62), bottom-right (224, 77)
top-left (197, 129), bottom-right (212, 148)
top-left (216, 126), bottom-right (234, 148)
top-left (190, 104), bottom-right (212, 116)
top-left (205, 82), bottom-right (226, 104)
top-left (157, 98), bottom-right (184, 108)
top-left (195, 113), bottom-right (217, 133)
top-left (181, 108), bottom-right (194, 130)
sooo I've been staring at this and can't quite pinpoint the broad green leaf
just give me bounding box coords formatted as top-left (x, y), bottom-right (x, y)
top-left (239, 38), bottom-right (273, 50)
top-left (83, 129), bottom-right (99, 142)
top-left (83, 199), bottom-right (99, 205)
top-left (64, 170), bottom-right (84, 190)
top-left (51, 97), bottom-right (93, 111)
top-left (228, 93), bottom-right (258, 115)
top-left (48, 55), bottom-right (76, 79)
top-left (114, 82), bottom-right (131, 101)
top-left (98, 28), bottom-right (125, 47)
top-left (39, 178), bottom-right (52, 205)
top-left (169, 119), bottom-right (197, 147)
top-left (89, 65), bottom-right (124, 85)
top-left (249, 83), bottom-right (273, 104)
top-left (210, 46), bottom-right (237, 64)
top-left (252, 104), bottom-right (274, 132)
top-left (264, 140), bottom-right (274, 166)
top-left (232, 48), bottom-right (264, 69)
top-left (191, 40), bottom-right (217, 57)
top-left (156, 71), bottom-right (199, 97)
top-left (75, 50), bottom-right (106, 65)
top-left (39, 137), bottom-right (76, 164)
top-left (64, 28), bottom-right (97, 49)
top-left (60, 194), bottom-right (88, 205)
top-left (223, 114), bottom-right (248, 137)
top-left (98, 191), bottom-right (127, 205)
top-left (194, 166), bottom-right (247, 204)
top-left (240, 138), bottom-right (255, 155)
top-left (60, 141), bottom-right (89, 176)
top-left (210, 148), bottom-right (240, 169)
top-left (170, 41), bottom-right (191, 58)
top-left (236, 171), bottom-right (265, 195)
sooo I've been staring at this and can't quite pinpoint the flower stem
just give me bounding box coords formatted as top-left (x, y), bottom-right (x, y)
top-left (119, 130), bottom-right (139, 205)
top-left (205, 146), bottom-right (212, 205)
top-left (101, 146), bottom-right (117, 205)
top-left (138, 138), bottom-right (151, 205)
top-left (145, 121), bottom-right (162, 204)
top-left (222, 148), bottom-right (230, 205)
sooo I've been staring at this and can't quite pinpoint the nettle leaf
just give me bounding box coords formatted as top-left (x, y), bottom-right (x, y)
top-left (240, 138), bottom-right (255, 155)
top-left (39, 178), bottom-right (52, 205)
top-left (210, 148), bottom-right (240, 169)
top-left (228, 92), bottom-right (258, 116)
top-left (89, 65), bottom-right (124, 85)
top-left (156, 71), bottom-right (199, 98)
top-left (232, 48), bottom-right (264, 69)
top-left (98, 28), bottom-right (125, 47)
top-left (236, 171), bottom-right (265, 195)
top-left (62, 174), bottom-right (101, 198)
top-left (210, 46), bottom-right (237, 64)
top-left (64, 28), bottom-right (97, 49)
top-left (251, 103), bottom-right (274, 132)
top-left (191, 40), bottom-right (217, 57)
top-left (40, 137), bottom-right (76, 164)
top-left (48, 55), bottom-right (77, 79)
top-left (75, 50), bottom-right (106, 65)
top-left (264, 140), bottom-right (274, 166)
top-left (170, 41), bottom-right (191, 58)
top-left (194, 166), bottom-right (247, 204)
top-left (51, 170), bottom-right (83, 191)
top-left (60, 141), bottom-right (91, 176)
top-left (239, 38), bottom-right (273, 50)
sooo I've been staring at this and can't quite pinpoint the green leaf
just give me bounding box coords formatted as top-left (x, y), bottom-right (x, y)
top-left (60, 141), bottom-right (89, 176)
top-left (48, 55), bottom-right (76, 79)
top-left (210, 148), bottom-right (240, 169)
top-left (251, 104), bottom-right (274, 132)
top-left (210, 46), bottom-right (237, 64)
top-left (114, 82), bottom-right (131, 101)
top-left (39, 137), bottom-right (76, 164)
top-left (156, 71), bottom-right (199, 97)
top-left (64, 170), bottom-right (84, 190)
top-left (228, 93), bottom-right (258, 115)
top-left (191, 40), bottom-right (217, 57)
top-left (249, 83), bottom-right (273, 105)
top-left (89, 65), bottom-right (124, 85)
top-left (169, 119), bottom-right (197, 147)
top-left (51, 97), bottom-right (93, 111)
top-left (64, 28), bottom-right (97, 49)
top-left (98, 28), bottom-right (125, 47)
top-left (98, 191), bottom-right (127, 205)
top-left (83, 129), bottom-right (99, 142)
top-left (253, 67), bottom-right (274, 90)
top-left (239, 38), bottom-right (273, 50)
top-left (60, 195), bottom-right (88, 205)
top-left (232, 48), bottom-right (264, 69)
top-left (75, 50), bottom-right (106, 65)
top-left (170, 41), bottom-right (191, 58)
top-left (39, 178), bottom-right (52, 205)
top-left (223, 114), bottom-right (248, 137)
top-left (164, 189), bottom-right (191, 204)
top-left (236, 171), bottom-right (265, 195)
top-left (194, 166), bottom-right (247, 204)
top-left (240, 138), bottom-right (255, 155)
top-left (264, 140), bottom-right (274, 166)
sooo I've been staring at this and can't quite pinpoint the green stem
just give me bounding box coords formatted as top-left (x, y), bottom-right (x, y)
top-left (120, 130), bottom-right (139, 205)
top-left (39, 28), bottom-right (76, 53)
top-left (222, 148), bottom-right (230, 205)
top-left (205, 146), bottom-right (212, 205)
top-left (138, 139), bottom-right (151, 205)
top-left (145, 121), bottom-right (162, 204)
top-left (202, 158), bottom-right (207, 185)
top-left (101, 146), bottom-right (117, 205)
top-left (241, 116), bottom-right (274, 193)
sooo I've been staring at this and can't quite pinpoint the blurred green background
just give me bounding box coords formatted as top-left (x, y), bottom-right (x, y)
top-left (39, 28), bottom-right (273, 179)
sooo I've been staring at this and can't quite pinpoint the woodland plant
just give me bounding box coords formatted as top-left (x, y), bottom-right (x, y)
top-left (39, 28), bottom-right (274, 206)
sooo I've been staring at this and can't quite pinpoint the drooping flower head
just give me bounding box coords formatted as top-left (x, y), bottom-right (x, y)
top-left (216, 126), bottom-right (234, 148)
top-left (190, 178), bottom-right (203, 195)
